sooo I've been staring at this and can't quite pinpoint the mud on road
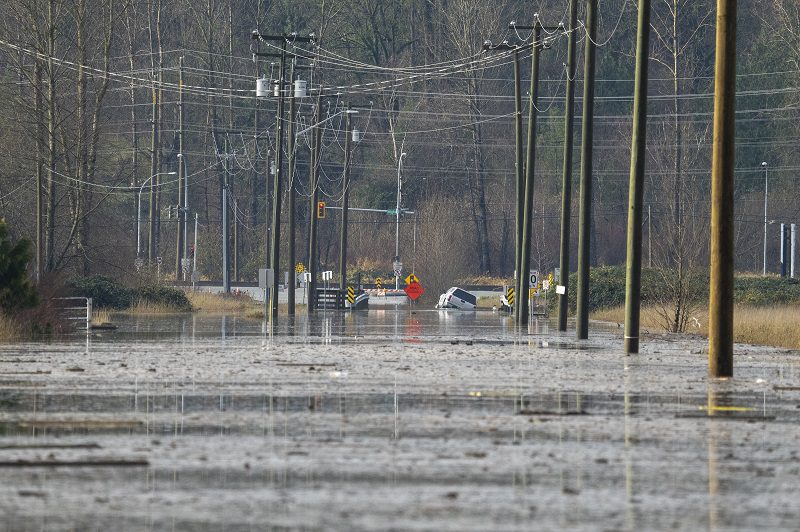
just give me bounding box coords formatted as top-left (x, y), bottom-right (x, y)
top-left (0, 311), bottom-right (799, 531)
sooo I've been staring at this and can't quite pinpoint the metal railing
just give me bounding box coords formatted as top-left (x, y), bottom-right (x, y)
top-left (53, 297), bottom-right (92, 333)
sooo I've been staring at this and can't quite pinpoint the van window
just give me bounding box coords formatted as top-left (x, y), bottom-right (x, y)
top-left (452, 289), bottom-right (475, 304)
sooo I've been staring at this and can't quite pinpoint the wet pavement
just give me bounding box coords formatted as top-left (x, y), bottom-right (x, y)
top-left (1, 310), bottom-right (799, 531)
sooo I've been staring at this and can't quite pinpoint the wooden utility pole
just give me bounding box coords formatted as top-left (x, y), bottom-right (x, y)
top-left (175, 56), bottom-right (185, 281)
top-left (576, 0), bottom-right (598, 340)
top-left (307, 95), bottom-right (323, 313)
top-left (708, 0), bottom-right (737, 377)
top-left (518, 21), bottom-right (543, 326)
top-left (557, 0), bottom-right (578, 332)
top-left (287, 60), bottom-right (298, 315)
top-left (269, 40), bottom-right (287, 320)
top-left (513, 49), bottom-right (524, 320)
top-left (623, 0), bottom-right (652, 354)
top-left (339, 104), bottom-right (353, 292)
top-left (252, 32), bottom-right (313, 320)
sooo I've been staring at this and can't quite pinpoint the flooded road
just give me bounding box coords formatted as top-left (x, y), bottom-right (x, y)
top-left (1, 310), bottom-right (799, 530)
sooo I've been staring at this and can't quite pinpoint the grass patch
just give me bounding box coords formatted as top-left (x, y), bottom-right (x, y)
top-left (128, 300), bottom-right (188, 314)
top-left (592, 304), bottom-right (800, 350)
top-left (0, 315), bottom-right (21, 340)
top-left (91, 310), bottom-right (112, 326)
top-left (186, 291), bottom-right (254, 313)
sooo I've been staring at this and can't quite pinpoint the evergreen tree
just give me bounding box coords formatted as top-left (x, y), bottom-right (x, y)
top-left (0, 219), bottom-right (38, 314)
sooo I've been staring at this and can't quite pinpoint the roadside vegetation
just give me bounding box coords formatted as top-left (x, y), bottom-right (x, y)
top-left (69, 276), bottom-right (191, 313)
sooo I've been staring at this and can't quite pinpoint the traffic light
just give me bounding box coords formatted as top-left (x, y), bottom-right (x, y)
top-left (317, 201), bottom-right (326, 219)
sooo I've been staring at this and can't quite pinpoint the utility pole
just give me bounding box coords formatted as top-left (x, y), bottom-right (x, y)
top-left (175, 56), bottom-right (185, 281)
top-left (287, 60), bottom-right (298, 315)
top-left (576, 0), bottom-right (598, 340)
top-left (708, 0), bottom-right (737, 378)
top-left (557, 0), bottom-right (578, 332)
top-left (513, 49), bottom-right (524, 320)
top-left (148, 71), bottom-right (159, 262)
top-left (269, 41), bottom-right (287, 320)
top-left (252, 32), bottom-right (313, 320)
top-left (511, 17), bottom-right (561, 326)
top-left (623, 0), bottom-right (652, 355)
top-left (762, 161), bottom-right (768, 275)
top-left (222, 137), bottom-right (231, 294)
top-left (484, 37), bottom-right (525, 320)
top-left (307, 94), bottom-right (323, 313)
top-left (518, 20), bottom-right (543, 326)
top-left (234, 198), bottom-right (239, 282)
top-left (339, 104), bottom-right (353, 292)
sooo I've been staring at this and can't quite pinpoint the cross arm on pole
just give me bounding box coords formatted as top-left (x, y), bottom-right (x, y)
top-left (251, 31), bottom-right (314, 44)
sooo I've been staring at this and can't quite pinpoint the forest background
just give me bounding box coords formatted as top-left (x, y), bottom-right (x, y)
top-left (0, 0), bottom-right (798, 305)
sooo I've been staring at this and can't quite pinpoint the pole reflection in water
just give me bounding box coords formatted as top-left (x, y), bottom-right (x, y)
top-left (707, 386), bottom-right (721, 531)
top-left (623, 359), bottom-right (637, 531)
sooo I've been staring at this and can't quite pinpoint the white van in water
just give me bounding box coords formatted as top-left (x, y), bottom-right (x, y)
top-left (436, 287), bottom-right (477, 310)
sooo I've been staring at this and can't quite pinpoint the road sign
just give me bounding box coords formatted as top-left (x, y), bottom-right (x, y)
top-left (542, 279), bottom-right (551, 291)
top-left (506, 287), bottom-right (515, 305)
top-left (404, 281), bottom-right (424, 301)
top-left (156, 256), bottom-right (163, 265)
top-left (346, 286), bottom-right (355, 304)
top-left (322, 270), bottom-right (333, 281)
top-left (375, 277), bottom-right (382, 289)
top-left (181, 258), bottom-right (191, 273)
top-left (529, 270), bottom-right (539, 288)
top-left (134, 257), bottom-right (144, 270)
top-left (404, 273), bottom-right (419, 285)
top-left (393, 259), bottom-right (402, 278)
top-left (295, 262), bottom-right (305, 273)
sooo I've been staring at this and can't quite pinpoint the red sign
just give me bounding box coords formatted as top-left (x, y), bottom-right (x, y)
top-left (404, 281), bottom-right (424, 301)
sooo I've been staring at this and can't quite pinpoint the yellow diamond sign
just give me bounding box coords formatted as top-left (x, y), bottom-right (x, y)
top-left (404, 273), bottom-right (419, 285)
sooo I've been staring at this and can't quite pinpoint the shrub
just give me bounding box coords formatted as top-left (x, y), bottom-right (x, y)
top-left (133, 285), bottom-right (192, 311)
top-left (68, 275), bottom-right (134, 309)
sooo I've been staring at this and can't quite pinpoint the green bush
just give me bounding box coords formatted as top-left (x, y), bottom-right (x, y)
top-left (0, 219), bottom-right (39, 314)
top-left (69, 275), bottom-right (134, 309)
top-left (565, 266), bottom-right (800, 312)
top-left (734, 276), bottom-right (800, 306)
top-left (133, 285), bottom-right (191, 311)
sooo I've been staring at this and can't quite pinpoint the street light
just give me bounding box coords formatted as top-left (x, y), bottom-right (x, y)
top-left (395, 152), bottom-right (407, 290)
top-left (762, 161), bottom-right (768, 275)
top-left (137, 171), bottom-right (177, 258)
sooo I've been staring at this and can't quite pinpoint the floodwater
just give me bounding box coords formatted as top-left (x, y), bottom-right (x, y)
top-left (1, 310), bottom-right (799, 531)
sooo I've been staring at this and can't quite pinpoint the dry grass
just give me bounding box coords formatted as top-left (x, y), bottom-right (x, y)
top-left (731, 305), bottom-right (800, 349)
top-left (127, 300), bottom-right (186, 314)
top-left (244, 303), bottom-right (308, 320)
top-left (91, 310), bottom-right (112, 326)
top-left (186, 291), bottom-right (253, 313)
top-left (591, 304), bottom-right (800, 349)
top-left (0, 314), bottom-right (21, 340)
